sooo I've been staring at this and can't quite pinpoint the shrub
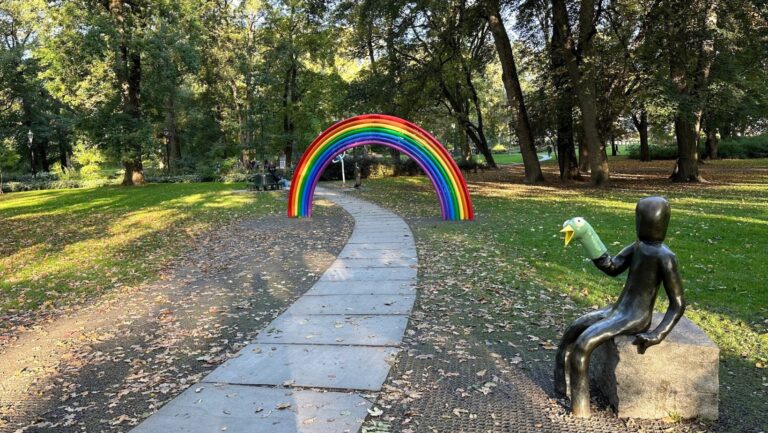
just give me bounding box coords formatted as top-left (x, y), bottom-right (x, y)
top-left (194, 162), bottom-right (219, 182)
top-left (491, 143), bottom-right (507, 153)
top-left (626, 144), bottom-right (678, 160)
top-left (72, 141), bottom-right (106, 178)
top-left (319, 155), bottom-right (394, 180)
top-left (220, 172), bottom-right (251, 183)
top-left (1, 179), bottom-right (115, 193)
top-left (716, 135), bottom-right (768, 159)
top-left (392, 157), bottom-right (422, 176)
top-left (80, 165), bottom-right (104, 180)
top-left (52, 164), bottom-right (81, 180)
top-left (173, 155), bottom-right (198, 175)
top-left (627, 135), bottom-right (768, 160)
top-left (456, 158), bottom-right (483, 172)
top-left (144, 174), bottom-right (204, 184)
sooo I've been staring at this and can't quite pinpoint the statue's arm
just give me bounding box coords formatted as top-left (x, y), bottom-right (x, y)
top-left (633, 253), bottom-right (686, 354)
top-left (592, 244), bottom-right (634, 277)
top-left (654, 253), bottom-right (686, 340)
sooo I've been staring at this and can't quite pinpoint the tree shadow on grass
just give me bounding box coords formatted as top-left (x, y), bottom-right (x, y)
top-left (0, 184), bottom-right (279, 315)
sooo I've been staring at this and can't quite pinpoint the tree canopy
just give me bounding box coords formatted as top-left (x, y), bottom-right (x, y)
top-left (1, 0), bottom-right (766, 185)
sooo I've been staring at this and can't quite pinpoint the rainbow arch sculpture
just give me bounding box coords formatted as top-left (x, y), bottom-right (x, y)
top-left (288, 114), bottom-right (474, 221)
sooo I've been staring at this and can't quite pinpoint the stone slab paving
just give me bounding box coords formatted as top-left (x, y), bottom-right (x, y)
top-left (256, 314), bottom-right (410, 346)
top-left (320, 266), bottom-right (417, 281)
top-left (306, 281), bottom-right (416, 296)
top-left (326, 256), bottom-right (418, 267)
top-left (284, 294), bottom-right (416, 315)
top-left (337, 248), bottom-right (416, 260)
top-left (204, 344), bottom-right (400, 390)
top-left (131, 188), bottom-right (417, 433)
top-left (129, 385), bottom-right (371, 433)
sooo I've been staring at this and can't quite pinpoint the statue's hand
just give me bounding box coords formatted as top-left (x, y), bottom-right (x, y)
top-left (632, 332), bottom-right (661, 354)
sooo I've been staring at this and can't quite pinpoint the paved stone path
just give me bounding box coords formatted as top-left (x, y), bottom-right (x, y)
top-left (131, 189), bottom-right (417, 433)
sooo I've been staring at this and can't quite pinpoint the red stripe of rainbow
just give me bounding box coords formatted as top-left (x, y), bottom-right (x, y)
top-left (288, 114), bottom-right (473, 221)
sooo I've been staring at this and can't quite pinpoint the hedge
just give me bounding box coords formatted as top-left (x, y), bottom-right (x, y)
top-left (626, 135), bottom-right (768, 160)
top-left (626, 144), bottom-right (679, 160)
top-left (717, 136), bottom-right (768, 159)
top-left (1, 179), bottom-right (116, 193)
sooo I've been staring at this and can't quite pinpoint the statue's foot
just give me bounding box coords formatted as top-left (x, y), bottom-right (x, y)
top-left (554, 380), bottom-right (567, 397)
top-left (571, 403), bottom-right (591, 418)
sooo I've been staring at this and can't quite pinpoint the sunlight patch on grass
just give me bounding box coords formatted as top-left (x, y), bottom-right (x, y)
top-left (0, 183), bottom-right (282, 315)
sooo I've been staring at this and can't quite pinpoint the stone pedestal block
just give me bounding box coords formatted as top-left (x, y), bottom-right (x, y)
top-left (591, 314), bottom-right (719, 420)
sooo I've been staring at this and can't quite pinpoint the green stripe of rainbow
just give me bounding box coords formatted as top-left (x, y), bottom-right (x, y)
top-left (288, 114), bottom-right (473, 221)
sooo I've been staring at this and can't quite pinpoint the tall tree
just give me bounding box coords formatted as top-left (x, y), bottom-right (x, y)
top-left (552, 0), bottom-right (610, 185)
top-left (661, 0), bottom-right (718, 182)
top-left (485, 0), bottom-right (543, 182)
top-left (546, 1), bottom-right (579, 180)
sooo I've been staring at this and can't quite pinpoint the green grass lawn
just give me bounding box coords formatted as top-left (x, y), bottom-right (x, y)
top-left (483, 153), bottom-right (525, 164)
top-left (0, 183), bottom-right (282, 316)
top-left (478, 153), bottom-right (554, 165)
top-left (352, 163), bottom-right (767, 429)
top-left (354, 175), bottom-right (767, 360)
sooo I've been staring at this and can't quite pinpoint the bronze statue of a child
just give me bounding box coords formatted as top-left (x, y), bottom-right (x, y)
top-left (555, 196), bottom-right (685, 417)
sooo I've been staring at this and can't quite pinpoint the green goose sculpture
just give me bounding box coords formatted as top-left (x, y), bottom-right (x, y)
top-left (560, 217), bottom-right (608, 260)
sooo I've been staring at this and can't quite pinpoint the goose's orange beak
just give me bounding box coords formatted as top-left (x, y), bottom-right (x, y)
top-left (560, 225), bottom-right (575, 247)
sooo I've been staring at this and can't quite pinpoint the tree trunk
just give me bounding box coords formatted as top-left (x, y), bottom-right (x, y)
top-left (550, 10), bottom-right (580, 181)
top-left (704, 127), bottom-right (718, 160)
top-left (166, 96), bottom-right (181, 169)
top-left (668, 0), bottom-right (716, 182)
top-left (122, 157), bottom-right (144, 186)
top-left (610, 135), bottom-right (617, 156)
top-left (58, 129), bottom-right (72, 169)
top-left (458, 129), bottom-right (471, 161)
top-left (577, 130), bottom-right (589, 172)
top-left (112, 0), bottom-right (144, 186)
top-left (462, 63), bottom-right (497, 169)
top-left (632, 110), bottom-right (650, 161)
top-left (282, 63), bottom-right (298, 166)
top-left (552, 0), bottom-right (610, 186)
top-left (486, 0), bottom-right (543, 183)
top-left (438, 80), bottom-right (497, 169)
top-left (466, 125), bottom-right (495, 168)
top-left (671, 116), bottom-right (703, 181)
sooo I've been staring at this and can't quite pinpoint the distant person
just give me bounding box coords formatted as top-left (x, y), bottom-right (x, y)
top-left (547, 145), bottom-right (553, 157)
top-left (267, 162), bottom-right (277, 181)
top-left (267, 162), bottom-right (288, 187)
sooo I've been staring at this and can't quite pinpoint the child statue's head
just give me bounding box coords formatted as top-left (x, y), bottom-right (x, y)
top-left (636, 196), bottom-right (671, 243)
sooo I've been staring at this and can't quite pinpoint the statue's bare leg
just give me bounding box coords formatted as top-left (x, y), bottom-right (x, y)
top-left (568, 315), bottom-right (636, 418)
top-left (554, 307), bottom-right (609, 396)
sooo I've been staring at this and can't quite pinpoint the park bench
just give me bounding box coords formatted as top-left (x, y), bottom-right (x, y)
top-left (247, 173), bottom-right (283, 191)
